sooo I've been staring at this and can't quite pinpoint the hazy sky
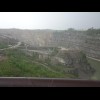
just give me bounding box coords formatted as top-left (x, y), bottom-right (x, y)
top-left (0, 12), bottom-right (100, 30)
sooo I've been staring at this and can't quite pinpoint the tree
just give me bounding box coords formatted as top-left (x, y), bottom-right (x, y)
top-left (67, 28), bottom-right (76, 33)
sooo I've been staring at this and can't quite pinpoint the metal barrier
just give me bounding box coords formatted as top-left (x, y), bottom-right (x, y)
top-left (0, 77), bottom-right (100, 87)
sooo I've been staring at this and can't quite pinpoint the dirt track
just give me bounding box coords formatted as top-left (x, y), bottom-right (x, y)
top-left (0, 42), bottom-right (21, 51)
top-left (87, 56), bottom-right (100, 62)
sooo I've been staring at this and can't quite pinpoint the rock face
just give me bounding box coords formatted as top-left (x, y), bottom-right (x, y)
top-left (0, 29), bottom-right (97, 79)
top-left (51, 49), bottom-right (95, 79)
top-left (0, 28), bottom-right (100, 59)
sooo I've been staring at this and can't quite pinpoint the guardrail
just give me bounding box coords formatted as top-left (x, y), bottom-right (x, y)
top-left (0, 77), bottom-right (100, 87)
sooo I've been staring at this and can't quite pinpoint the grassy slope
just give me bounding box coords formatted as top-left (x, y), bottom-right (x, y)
top-left (0, 49), bottom-right (76, 78)
top-left (1, 48), bottom-right (100, 79)
top-left (87, 58), bottom-right (100, 80)
top-left (0, 43), bottom-right (8, 49)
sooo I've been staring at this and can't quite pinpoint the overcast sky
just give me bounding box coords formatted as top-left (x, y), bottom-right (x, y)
top-left (0, 12), bottom-right (100, 30)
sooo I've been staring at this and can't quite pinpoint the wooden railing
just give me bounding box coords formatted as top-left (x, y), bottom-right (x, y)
top-left (0, 77), bottom-right (100, 87)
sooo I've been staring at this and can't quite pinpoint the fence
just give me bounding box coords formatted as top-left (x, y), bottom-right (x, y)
top-left (0, 77), bottom-right (100, 87)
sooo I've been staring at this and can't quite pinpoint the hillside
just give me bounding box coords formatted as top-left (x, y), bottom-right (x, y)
top-left (0, 28), bottom-right (99, 79)
top-left (0, 28), bottom-right (99, 59)
top-left (50, 49), bottom-right (95, 79)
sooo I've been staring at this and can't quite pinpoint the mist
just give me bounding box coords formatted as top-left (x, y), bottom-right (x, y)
top-left (0, 12), bottom-right (100, 30)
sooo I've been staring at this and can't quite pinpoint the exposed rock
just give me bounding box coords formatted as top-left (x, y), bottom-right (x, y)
top-left (51, 49), bottom-right (95, 79)
top-left (0, 28), bottom-right (98, 79)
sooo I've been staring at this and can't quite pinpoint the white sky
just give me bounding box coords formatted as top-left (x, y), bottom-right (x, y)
top-left (0, 12), bottom-right (100, 30)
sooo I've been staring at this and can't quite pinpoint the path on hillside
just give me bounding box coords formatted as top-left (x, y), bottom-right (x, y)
top-left (59, 47), bottom-right (100, 62)
top-left (0, 42), bottom-right (21, 51)
top-left (87, 56), bottom-right (100, 62)
top-left (32, 60), bottom-right (62, 74)
top-left (24, 49), bottom-right (51, 55)
top-left (23, 46), bottom-right (100, 62)
top-left (5, 38), bottom-right (100, 63)
top-left (0, 35), bottom-right (21, 51)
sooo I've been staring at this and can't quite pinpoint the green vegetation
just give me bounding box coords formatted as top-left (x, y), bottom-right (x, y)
top-left (0, 43), bottom-right (8, 49)
top-left (87, 28), bottom-right (100, 36)
top-left (50, 47), bottom-right (59, 56)
top-left (87, 58), bottom-right (100, 80)
top-left (0, 48), bottom-right (76, 78)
